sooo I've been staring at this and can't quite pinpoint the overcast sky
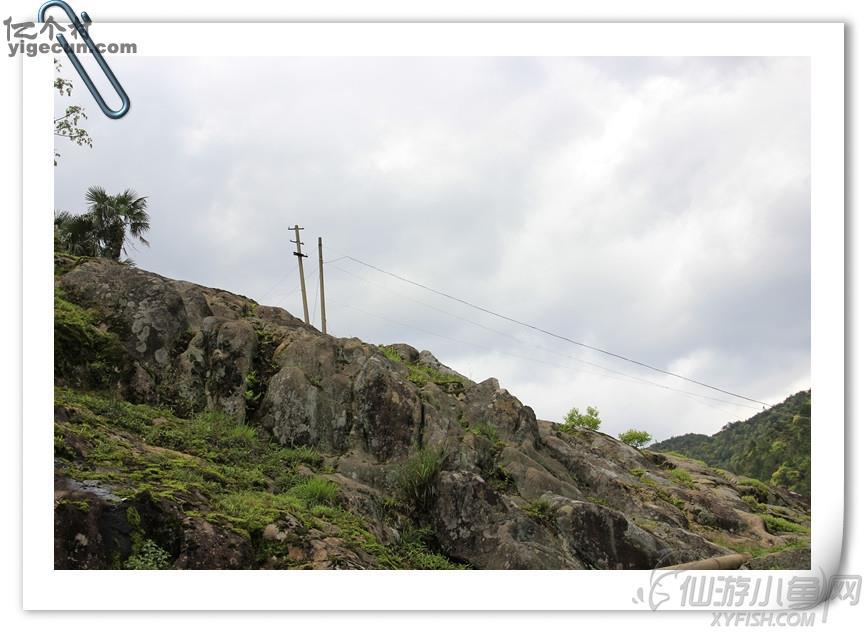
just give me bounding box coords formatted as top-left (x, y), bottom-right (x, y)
top-left (54, 56), bottom-right (810, 441)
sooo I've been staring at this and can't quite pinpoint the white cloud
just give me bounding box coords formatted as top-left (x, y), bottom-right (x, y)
top-left (54, 56), bottom-right (810, 439)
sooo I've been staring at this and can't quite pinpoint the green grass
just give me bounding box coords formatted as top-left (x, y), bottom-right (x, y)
top-left (381, 527), bottom-right (466, 570)
top-left (761, 514), bottom-right (809, 535)
top-left (406, 364), bottom-right (465, 390)
top-left (379, 345), bottom-right (404, 364)
top-left (667, 467), bottom-right (694, 487)
top-left (396, 448), bottom-right (443, 511)
top-left (738, 477), bottom-right (772, 492)
top-left (54, 388), bottom-right (312, 504)
top-left (468, 422), bottom-right (501, 445)
top-left (55, 385), bottom-right (460, 569)
top-left (378, 346), bottom-right (466, 391)
top-left (658, 490), bottom-right (686, 509)
top-left (274, 446), bottom-right (323, 468)
top-left (587, 494), bottom-right (612, 509)
top-left (741, 494), bottom-right (766, 512)
top-left (213, 491), bottom-right (305, 534)
top-left (54, 286), bottom-right (126, 389)
top-left (290, 477), bottom-right (339, 507)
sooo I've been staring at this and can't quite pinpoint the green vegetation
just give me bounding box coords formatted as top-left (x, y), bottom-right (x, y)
top-left (396, 448), bottom-right (443, 511)
top-left (275, 446), bottom-right (324, 468)
top-left (55, 186), bottom-right (151, 261)
top-left (213, 491), bottom-right (305, 533)
top-left (587, 495), bottom-right (613, 509)
top-left (741, 494), bottom-right (766, 512)
top-left (379, 345), bottom-right (467, 392)
top-left (638, 474), bottom-right (687, 511)
top-left (667, 467), bottom-right (694, 487)
top-left (651, 391), bottom-right (810, 496)
top-left (713, 536), bottom-right (809, 560)
top-left (381, 527), bottom-right (466, 570)
top-left (406, 365), bottom-right (465, 391)
top-left (619, 429), bottom-right (652, 449)
top-left (483, 463), bottom-right (516, 494)
top-left (124, 539), bottom-right (172, 570)
top-left (54, 59), bottom-right (92, 166)
top-left (737, 477), bottom-right (773, 503)
top-left (657, 489), bottom-right (686, 510)
top-left (562, 405), bottom-right (602, 432)
top-left (468, 422), bottom-right (501, 445)
top-left (54, 287), bottom-right (126, 389)
top-left (379, 345), bottom-right (403, 364)
top-left (290, 476), bottom-right (339, 507)
top-left (761, 514), bottom-right (809, 535)
top-left (524, 498), bottom-right (557, 525)
top-left (55, 387), bottom-right (465, 569)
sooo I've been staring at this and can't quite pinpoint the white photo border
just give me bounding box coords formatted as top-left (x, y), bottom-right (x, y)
top-left (23, 22), bottom-right (843, 610)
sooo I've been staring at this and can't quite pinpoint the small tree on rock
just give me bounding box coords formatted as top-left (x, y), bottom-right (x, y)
top-left (562, 406), bottom-right (602, 432)
top-left (619, 429), bottom-right (652, 449)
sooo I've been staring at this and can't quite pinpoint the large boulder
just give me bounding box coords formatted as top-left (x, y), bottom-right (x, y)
top-left (432, 470), bottom-right (579, 569)
top-left (352, 357), bottom-right (424, 461)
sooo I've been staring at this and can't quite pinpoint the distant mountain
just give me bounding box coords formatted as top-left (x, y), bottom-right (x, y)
top-left (651, 391), bottom-right (810, 496)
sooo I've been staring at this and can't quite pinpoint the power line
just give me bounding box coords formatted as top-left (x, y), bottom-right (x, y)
top-left (311, 273), bottom-right (320, 323)
top-left (335, 255), bottom-right (771, 408)
top-left (258, 269), bottom-right (292, 306)
top-left (329, 263), bottom-right (761, 411)
top-left (328, 299), bottom-right (751, 418)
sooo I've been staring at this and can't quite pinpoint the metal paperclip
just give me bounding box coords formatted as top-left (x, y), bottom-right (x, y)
top-left (37, 0), bottom-right (130, 119)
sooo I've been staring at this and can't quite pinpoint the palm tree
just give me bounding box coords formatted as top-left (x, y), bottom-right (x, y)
top-left (54, 209), bottom-right (99, 256)
top-left (84, 186), bottom-right (151, 260)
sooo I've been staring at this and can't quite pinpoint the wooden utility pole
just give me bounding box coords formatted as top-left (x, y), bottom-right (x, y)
top-left (318, 237), bottom-right (327, 335)
top-left (289, 225), bottom-right (310, 325)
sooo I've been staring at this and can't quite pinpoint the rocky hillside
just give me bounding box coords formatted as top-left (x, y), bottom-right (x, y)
top-left (53, 255), bottom-right (811, 570)
top-left (651, 391), bottom-right (811, 497)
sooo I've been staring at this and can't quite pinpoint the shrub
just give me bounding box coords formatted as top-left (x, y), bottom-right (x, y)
top-left (397, 448), bottom-right (443, 510)
top-left (619, 429), bottom-right (652, 449)
top-left (124, 539), bottom-right (172, 570)
top-left (562, 406), bottom-right (602, 432)
top-left (243, 370), bottom-right (266, 413)
top-left (741, 494), bottom-right (765, 512)
top-left (524, 498), bottom-right (557, 525)
top-left (468, 422), bottom-right (501, 445)
top-left (379, 345), bottom-right (403, 364)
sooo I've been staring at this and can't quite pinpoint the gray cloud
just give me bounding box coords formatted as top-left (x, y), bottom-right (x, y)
top-left (54, 56), bottom-right (810, 441)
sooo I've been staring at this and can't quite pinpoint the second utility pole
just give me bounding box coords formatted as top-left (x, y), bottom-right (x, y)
top-left (318, 237), bottom-right (327, 335)
top-left (290, 225), bottom-right (310, 325)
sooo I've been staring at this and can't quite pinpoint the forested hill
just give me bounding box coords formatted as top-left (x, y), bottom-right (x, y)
top-left (650, 391), bottom-right (811, 496)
